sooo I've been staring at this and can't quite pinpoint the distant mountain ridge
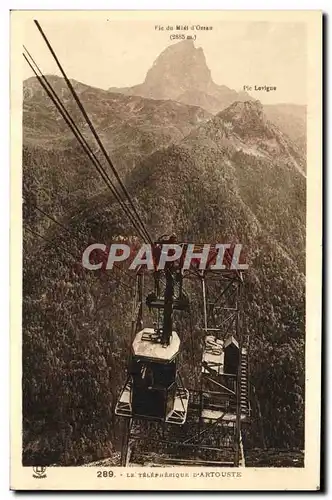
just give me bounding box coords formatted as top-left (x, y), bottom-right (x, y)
top-left (126, 99), bottom-right (305, 263)
top-left (189, 100), bottom-right (305, 177)
top-left (23, 75), bottom-right (212, 176)
top-left (109, 39), bottom-right (306, 152)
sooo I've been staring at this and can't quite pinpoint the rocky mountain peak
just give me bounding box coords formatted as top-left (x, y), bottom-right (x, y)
top-left (217, 100), bottom-right (269, 138)
top-left (142, 40), bottom-right (213, 99)
top-left (108, 40), bottom-right (253, 112)
top-left (218, 100), bottom-right (264, 122)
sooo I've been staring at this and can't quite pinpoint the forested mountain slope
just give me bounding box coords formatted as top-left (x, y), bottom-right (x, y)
top-left (23, 86), bottom-right (305, 464)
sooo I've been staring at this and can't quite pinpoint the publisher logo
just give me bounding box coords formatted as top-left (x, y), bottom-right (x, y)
top-left (33, 466), bottom-right (47, 479)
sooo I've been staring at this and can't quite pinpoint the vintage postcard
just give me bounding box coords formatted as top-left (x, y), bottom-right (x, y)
top-left (10, 10), bottom-right (322, 490)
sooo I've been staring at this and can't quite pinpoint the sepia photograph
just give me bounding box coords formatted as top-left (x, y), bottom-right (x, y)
top-left (10, 9), bottom-right (322, 490)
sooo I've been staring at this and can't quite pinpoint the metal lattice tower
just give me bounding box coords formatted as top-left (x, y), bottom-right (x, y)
top-left (115, 250), bottom-right (250, 467)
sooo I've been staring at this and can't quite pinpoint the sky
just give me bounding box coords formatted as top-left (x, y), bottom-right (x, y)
top-left (22, 17), bottom-right (307, 105)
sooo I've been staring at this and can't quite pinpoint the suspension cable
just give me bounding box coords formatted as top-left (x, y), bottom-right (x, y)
top-left (24, 226), bottom-right (132, 291)
top-left (24, 226), bottom-right (78, 260)
top-left (25, 200), bottom-right (135, 282)
top-left (33, 20), bottom-right (153, 245)
top-left (23, 49), bottom-right (149, 245)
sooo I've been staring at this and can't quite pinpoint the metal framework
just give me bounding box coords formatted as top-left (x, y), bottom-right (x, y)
top-left (116, 260), bottom-right (251, 467)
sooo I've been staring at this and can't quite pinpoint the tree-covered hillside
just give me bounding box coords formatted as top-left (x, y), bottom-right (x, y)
top-left (22, 93), bottom-right (305, 465)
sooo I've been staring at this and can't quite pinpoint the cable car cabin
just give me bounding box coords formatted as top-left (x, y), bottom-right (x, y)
top-left (223, 335), bottom-right (240, 375)
top-left (201, 334), bottom-right (250, 423)
top-left (202, 334), bottom-right (239, 379)
top-left (115, 328), bottom-right (189, 425)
